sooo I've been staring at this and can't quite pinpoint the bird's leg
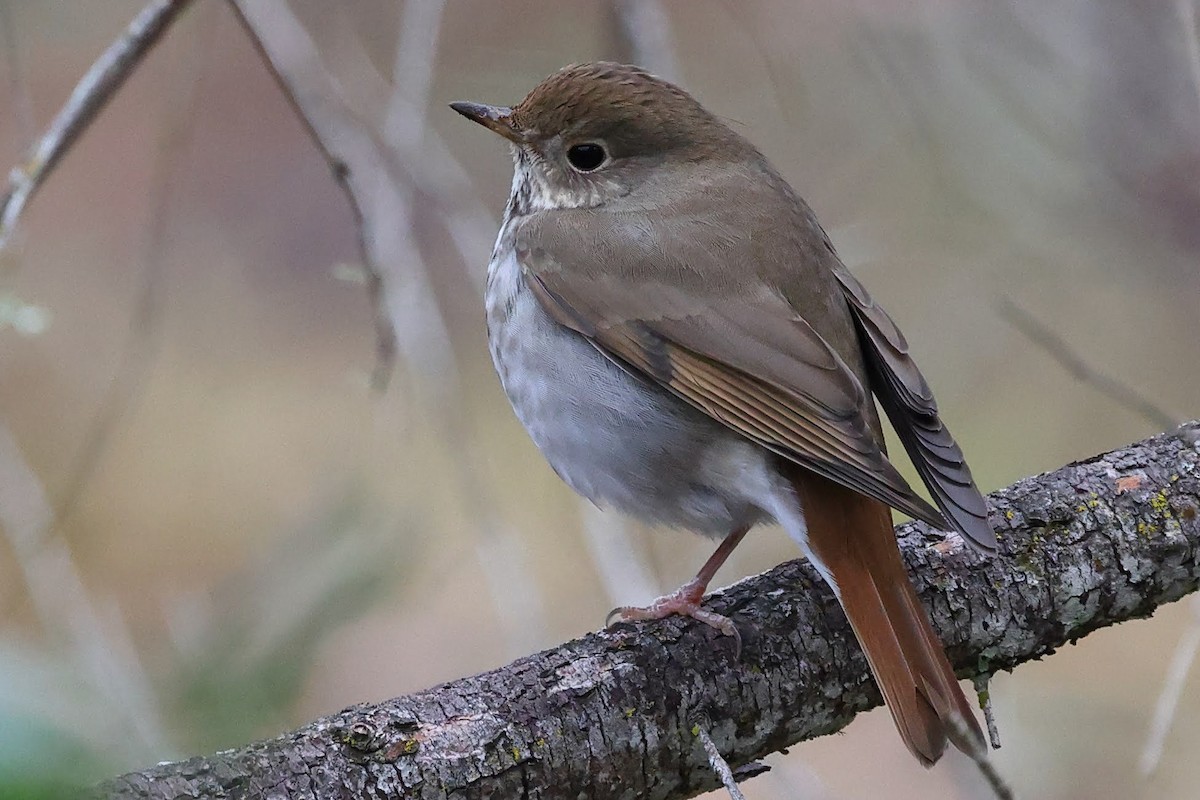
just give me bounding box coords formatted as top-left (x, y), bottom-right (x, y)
top-left (606, 525), bottom-right (750, 646)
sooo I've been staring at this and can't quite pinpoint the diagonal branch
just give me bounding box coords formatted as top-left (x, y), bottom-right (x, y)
top-left (93, 422), bottom-right (1200, 799)
top-left (997, 298), bottom-right (1181, 430)
top-left (0, 0), bottom-right (195, 252)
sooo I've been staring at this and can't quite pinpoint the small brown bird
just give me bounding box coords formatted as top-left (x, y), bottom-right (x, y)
top-left (452, 62), bottom-right (995, 766)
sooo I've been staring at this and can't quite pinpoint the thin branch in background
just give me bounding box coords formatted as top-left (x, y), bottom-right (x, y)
top-left (998, 293), bottom-right (1196, 785)
top-left (996, 297), bottom-right (1180, 431)
top-left (937, 711), bottom-right (1013, 800)
top-left (231, 0), bottom-right (548, 654)
top-left (609, 0), bottom-right (680, 83)
top-left (695, 725), bottom-right (748, 800)
top-left (377, 1), bottom-right (496, 296)
top-left (0, 0), bottom-right (194, 252)
top-left (0, 423), bottom-right (168, 764)
top-left (970, 752), bottom-right (1014, 800)
top-left (382, 0), bottom-right (444, 145)
top-left (1139, 595), bottom-right (1200, 775)
top-left (322, 9), bottom-right (496, 297)
top-left (0, 0), bottom-right (205, 763)
top-left (384, 0), bottom-right (547, 655)
top-left (231, 2), bottom-right (410, 389)
top-left (0, 0), bottom-right (38, 615)
top-left (319, 3), bottom-right (549, 649)
top-left (373, 0), bottom-right (458, 386)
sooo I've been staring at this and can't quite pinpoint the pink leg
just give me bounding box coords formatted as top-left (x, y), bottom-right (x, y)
top-left (606, 526), bottom-right (750, 646)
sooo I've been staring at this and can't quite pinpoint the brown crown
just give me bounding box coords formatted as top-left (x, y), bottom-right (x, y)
top-left (508, 62), bottom-right (751, 161)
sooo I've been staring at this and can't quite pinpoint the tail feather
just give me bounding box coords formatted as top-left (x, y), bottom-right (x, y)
top-left (784, 469), bottom-right (986, 765)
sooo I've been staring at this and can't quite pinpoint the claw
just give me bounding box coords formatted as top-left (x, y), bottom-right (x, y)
top-left (605, 582), bottom-right (742, 657)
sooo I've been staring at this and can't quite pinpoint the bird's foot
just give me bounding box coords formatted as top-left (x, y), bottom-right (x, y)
top-left (606, 578), bottom-right (740, 654)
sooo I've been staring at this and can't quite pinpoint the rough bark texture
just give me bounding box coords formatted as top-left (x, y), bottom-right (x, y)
top-left (91, 424), bottom-right (1200, 798)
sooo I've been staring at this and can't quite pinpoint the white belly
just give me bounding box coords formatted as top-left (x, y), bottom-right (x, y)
top-left (485, 247), bottom-right (774, 537)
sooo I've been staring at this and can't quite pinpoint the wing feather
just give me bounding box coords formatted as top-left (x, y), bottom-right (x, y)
top-left (832, 266), bottom-right (996, 551)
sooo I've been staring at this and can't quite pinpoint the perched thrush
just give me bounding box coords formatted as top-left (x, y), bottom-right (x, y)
top-left (452, 62), bottom-right (995, 765)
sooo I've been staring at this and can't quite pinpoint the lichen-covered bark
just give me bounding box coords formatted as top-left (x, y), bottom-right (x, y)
top-left (94, 423), bottom-right (1200, 799)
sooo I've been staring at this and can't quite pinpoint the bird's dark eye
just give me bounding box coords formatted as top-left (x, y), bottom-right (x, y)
top-left (567, 143), bottom-right (607, 171)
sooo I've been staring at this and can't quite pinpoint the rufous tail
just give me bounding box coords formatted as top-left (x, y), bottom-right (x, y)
top-left (789, 470), bottom-right (987, 766)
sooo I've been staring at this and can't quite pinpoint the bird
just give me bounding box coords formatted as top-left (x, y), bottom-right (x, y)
top-left (450, 61), bottom-right (995, 766)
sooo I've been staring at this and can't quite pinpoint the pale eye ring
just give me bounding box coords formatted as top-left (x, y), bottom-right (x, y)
top-left (566, 142), bottom-right (607, 172)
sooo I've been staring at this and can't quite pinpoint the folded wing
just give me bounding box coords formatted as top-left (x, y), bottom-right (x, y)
top-left (517, 211), bottom-right (950, 530)
top-left (832, 265), bottom-right (996, 551)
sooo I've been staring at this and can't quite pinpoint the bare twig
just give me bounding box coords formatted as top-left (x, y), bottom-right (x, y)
top-left (695, 725), bottom-right (748, 800)
top-left (231, 0), bottom-right (548, 653)
top-left (973, 673), bottom-right (1002, 749)
top-left (0, 0), bottom-right (194, 252)
top-left (372, 0), bottom-right (457, 390)
top-left (383, 0), bottom-right (547, 655)
top-left (1139, 595), bottom-right (1200, 775)
top-left (383, 0), bottom-right (445, 144)
top-left (996, 297), bottom-right (1180, 431)
top-left (233, 0), bottom-right (495, 388)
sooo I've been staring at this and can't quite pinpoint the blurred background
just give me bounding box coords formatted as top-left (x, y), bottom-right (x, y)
top-left (1, 1), bottom-right (1198, 798)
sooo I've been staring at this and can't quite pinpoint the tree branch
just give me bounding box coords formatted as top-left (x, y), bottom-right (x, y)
top-left (93, 422), bottom-right (1200, 799)
top-left (0, 0), bottom-right (194, 252)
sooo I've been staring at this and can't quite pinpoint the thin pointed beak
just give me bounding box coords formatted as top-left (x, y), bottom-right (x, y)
top-left (449, 101), bottom-right (523, 144)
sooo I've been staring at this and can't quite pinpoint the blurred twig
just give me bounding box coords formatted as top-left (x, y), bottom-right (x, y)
top-left (230, 0), bottom-right (403, 388)
top-left (608, 0), bottom-right (680, 82)
top-left (996, 297), bottom-right (1180, 431)
top-left (949, 713), bottom-right (1013, 800)
top-left (0, 0), bottom-right (207, 765)
top-left (0, 0), bottom-right (194, 253)
top-left (383, 0), bottom-right (547, 656)
top-left (999, 286), bottom-right (1186, 785)
top-left (231, 0), bottom-right (498, 389)
top-left (0, 424), bottom-right (168, 764)
top-left (95, 424), bottom-right (1200, 800)
top-left (1139, 595), bottom-right (1200, 775)
top-left (231, 0), bottom-right (548, 654)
